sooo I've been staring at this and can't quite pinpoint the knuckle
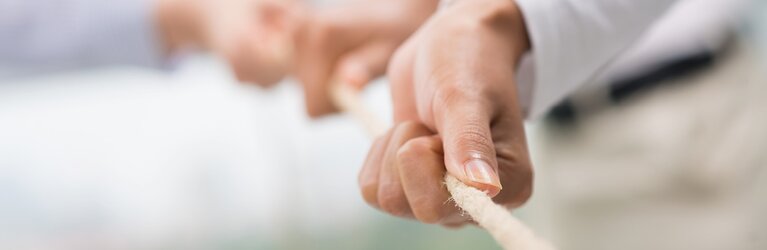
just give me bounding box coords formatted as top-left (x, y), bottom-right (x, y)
top-left (494, 143), bottom-right (523, 162)
top-left (514, 183), bottom-right (533, 205)
top-left (396, 120), bottom-right (430, 137)
top-left (432, 13), bottom-right (484, 38)
top-left (377, 189), bottom-right (408, 216)
top-left (499, 179), bottom-right (533, 208)
top-left (453, 124), bottom-right (495, 154)
top-left (450, 20), bottom-right (484, 37)
top-left (410, 197), bottom-right (445, 224)
top-left (396, 137), bottom-right (433, 166)
top-left (397, 120), bottom-right (420, 130)
top-left (430, 84), bottom-right (461, 114)
top-left (390, 120), bottom-right (415, 134)
top-left (498, 148), bottom-right (534, 183)
top-left (431, 83), bottom-right (492, 116)
top-left (358, 179), bottom-right (379, 207)
top-left (429, 71), bottom-right (462, 100)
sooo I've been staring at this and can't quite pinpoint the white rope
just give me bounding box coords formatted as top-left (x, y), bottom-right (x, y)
top-left (330, 83), bottom-right (556, 249)
top-left (446, 175), bottom-right (555, 250)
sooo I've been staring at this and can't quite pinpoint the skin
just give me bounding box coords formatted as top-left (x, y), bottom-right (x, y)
top-left (360, 0), bottom-right (534, 227)
top-left (290, 0), bottom-right (439, 117)
top-left (154, 0), bottom-right (303, 85)
top-left (156, 0), bottom-right (534, 228)
top-left (155, 0), bottom-right (439, 118)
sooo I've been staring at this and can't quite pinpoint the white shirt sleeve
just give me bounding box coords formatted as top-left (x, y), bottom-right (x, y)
top-left (591, 0), bottom-right (748, 87)
top-left (513, 0), bottom-right (678, 119)
top-left (0, 0), bottom-right (166, 70)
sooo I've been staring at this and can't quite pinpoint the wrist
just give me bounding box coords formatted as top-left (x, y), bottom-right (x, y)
top-left (154, 0), bottom-right (206, 53)
top-left (493, 0), bottom-right (530, 62)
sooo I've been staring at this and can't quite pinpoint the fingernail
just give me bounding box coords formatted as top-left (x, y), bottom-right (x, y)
top-left (464, 159), bottom-right (502, 190)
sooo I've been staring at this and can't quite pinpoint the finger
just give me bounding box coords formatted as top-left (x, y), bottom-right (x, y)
top-left (293, 14), bottom-right (340, 118)
top-left (294, 7), bottom-right (377, 118)
top-left (377, 122), bottom-right (432, 218)
top-left (387, 36), bottom-right (420, 123)
top-left (488, 104), bottom-right (534, 208)
top-left (230, 1), bottom-right (297, 86)
top-left (397, 135), bottom-right (461, 224)
top-left (433, 86), bottom-right (502, 197)
top-left (359, 128), bottom-right (396, 208)
top-left (227, 34), bottom-right (286, 86)
top-left (336, 42), bottom-right (396, 90)
top-left (420, 25), bottom-right (517, 197)
top-left (249, 35), bottom-right (290, 86)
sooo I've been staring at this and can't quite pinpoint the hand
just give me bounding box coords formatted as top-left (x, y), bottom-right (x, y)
top-left (291, 0), bottom-right (438, 117)
top-left (359, 0), bottom-right (533, 226)
top-left (155, 0), bottom-right (303, 86)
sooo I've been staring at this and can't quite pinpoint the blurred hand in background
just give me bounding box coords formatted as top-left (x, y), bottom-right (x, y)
top-left (157, 0), bottom-right (440, 118)
top-left (290, 0), bottom-right (438, 117)
top-left (156, 0), bottom-right (304, 86)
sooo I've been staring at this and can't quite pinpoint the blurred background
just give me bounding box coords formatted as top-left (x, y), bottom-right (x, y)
top-left (1, 1), bottom-right (766, 250)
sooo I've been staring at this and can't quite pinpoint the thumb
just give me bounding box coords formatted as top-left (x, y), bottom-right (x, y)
top-left (335, 43), bottom-right (395, 90)
top-left (437, 99), bottom-right (502, 197)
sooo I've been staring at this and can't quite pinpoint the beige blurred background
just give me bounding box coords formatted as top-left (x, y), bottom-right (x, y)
top-left (1, 1), bottom-right (766, 250)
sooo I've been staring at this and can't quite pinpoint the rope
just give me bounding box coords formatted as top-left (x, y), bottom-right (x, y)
top-left (446, 176), bottom-right (555, 250)
top-left (330, 83), bottom-right (556, 250)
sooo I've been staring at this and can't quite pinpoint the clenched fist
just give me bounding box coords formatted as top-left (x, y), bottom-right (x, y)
top-left (360, 0), bottom-right (534, 227)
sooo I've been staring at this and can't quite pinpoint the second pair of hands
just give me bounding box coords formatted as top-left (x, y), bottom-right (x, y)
top-left (159, 0), bottom-right (534, 227)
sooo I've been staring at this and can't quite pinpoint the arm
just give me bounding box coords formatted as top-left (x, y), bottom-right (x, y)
top-left (360, 0), bottom-right (678, 226)
top-left (0, 0), bottom-right (165, 69)
top-left (0, 0), bottom-right (302, 81)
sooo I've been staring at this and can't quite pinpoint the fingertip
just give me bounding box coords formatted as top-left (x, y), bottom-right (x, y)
top-left (454, 159), bottom-right (502, 197)
top-left (467, 182), bottom-right (502, 197)
top-left (306, 106), bottom-right (334, 119)
top-left (304, 90), bottom-right (338, 118)
top-left (359, 179), bottom-right (379, 208)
